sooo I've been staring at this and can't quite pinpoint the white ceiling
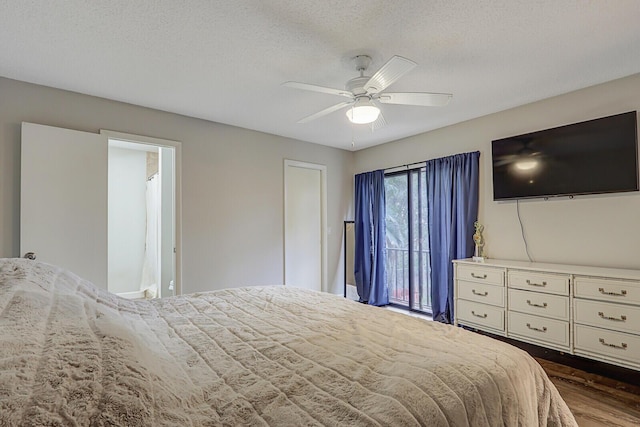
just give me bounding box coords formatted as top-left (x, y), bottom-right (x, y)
top-left (1, 1), bottom-right (640, 151)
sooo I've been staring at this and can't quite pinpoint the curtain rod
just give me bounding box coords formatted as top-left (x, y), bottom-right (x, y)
top-left (384, 160), bottom-right (427, 173)
top-left (382, 150), bottom-right (481, 173)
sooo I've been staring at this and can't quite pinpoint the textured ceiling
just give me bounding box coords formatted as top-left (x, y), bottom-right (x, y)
top-left (1, 1), bottom-right (640, 150)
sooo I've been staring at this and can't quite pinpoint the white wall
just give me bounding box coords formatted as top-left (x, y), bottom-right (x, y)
top-left (107, 146), bottom-right (147, 294)
top-left (0, 77), bottom-right (354, 295)
top-left (355, 73), bottom-right (640, 270)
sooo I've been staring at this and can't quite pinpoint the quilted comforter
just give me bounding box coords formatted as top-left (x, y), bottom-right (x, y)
top-left (0, 259), bottom-right (577, 426)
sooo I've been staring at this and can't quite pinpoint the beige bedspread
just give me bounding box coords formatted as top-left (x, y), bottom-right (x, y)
top-left (0, 259), bottom-right (577, 426)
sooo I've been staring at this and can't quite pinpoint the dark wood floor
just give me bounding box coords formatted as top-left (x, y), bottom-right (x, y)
top-left (539, 358), bottom-right (640, 426)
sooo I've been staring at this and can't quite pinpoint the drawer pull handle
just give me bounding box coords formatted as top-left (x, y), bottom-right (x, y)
top-left (599, 338), bottom-right (627, 350)
top-left (526, 323), bottom-right (547, 333)
top-left (526, 300), bottom-right (547, 308)
top-left (598, 312), bottom-right (627, 322)
top-left (472, 289), bottom-right (488, 296)
top-left (471, 273), bottom-right (487, 279)
top-left (471, 310), bottom-right (487, 318)
top-left (526, 279), bottom-right (547, 287)
top-left (598, 288), bottom-right (627, 297)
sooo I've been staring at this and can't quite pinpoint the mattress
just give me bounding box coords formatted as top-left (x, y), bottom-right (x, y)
top-left (0, 259), bottom-right (577, 426)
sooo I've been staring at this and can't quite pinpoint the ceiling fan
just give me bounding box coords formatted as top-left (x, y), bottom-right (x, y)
top-left (283, 55), bottom-right (452, 128)
top-left (494, 137), bottom-right (545, 171)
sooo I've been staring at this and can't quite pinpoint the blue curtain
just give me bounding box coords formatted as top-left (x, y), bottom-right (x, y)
top-left (354, 170), bottom-right (389, 306)
top-left (426, 151), bottom-right (480, 323)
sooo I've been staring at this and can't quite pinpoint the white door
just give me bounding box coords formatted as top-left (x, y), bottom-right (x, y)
top-left (284, 160), bottom-right (326, 292)
top-left (21, 122), bottom-right (108, 288)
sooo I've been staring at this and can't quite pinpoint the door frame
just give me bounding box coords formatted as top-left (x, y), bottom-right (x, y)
top-left (101, 129), bottom-right (183, 296)
top-left (283, 159), bottom-right (327, 292)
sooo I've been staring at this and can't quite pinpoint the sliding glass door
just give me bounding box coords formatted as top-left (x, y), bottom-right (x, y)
top-left (384, 168), bottom-right (431, 313)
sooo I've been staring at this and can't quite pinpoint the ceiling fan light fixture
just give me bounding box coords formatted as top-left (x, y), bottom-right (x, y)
top-left (346, 98), bottom-right (380, 124)
top-left (515, 159), bottom-right (539, 171)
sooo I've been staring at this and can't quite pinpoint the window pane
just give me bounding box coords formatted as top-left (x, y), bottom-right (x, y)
top-left (384, 169), bottom-right (431, 314)
top-left (384, 174), bottom-right (409, 307)
top-left (410, 168), bottom-right (431, 311)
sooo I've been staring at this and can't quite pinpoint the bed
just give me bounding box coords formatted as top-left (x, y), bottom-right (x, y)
top-left (0, 258), bottom-right (577, 426)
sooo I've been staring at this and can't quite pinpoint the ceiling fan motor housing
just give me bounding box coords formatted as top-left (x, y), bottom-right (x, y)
top-left (346, 76), bottom-right (373, 96)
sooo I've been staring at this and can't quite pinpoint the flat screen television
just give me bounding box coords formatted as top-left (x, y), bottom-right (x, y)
top-left (492, 111), bottom-right (638, 200)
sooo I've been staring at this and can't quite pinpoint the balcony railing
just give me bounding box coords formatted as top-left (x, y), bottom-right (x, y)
top-left (386, 247), bottom-right (432, 311)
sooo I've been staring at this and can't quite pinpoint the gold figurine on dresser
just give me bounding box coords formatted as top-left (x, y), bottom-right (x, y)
top-left (472, 221), bottom-right (485, 262)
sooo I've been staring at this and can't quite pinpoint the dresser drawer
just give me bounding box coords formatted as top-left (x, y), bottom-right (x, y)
top-left (508, 289), bottom-right (569, 320)
top-left (574, 324), bottom-right (640, 365)
top-left (508, 311), bottom-right (570, 348)
top-left (508, 270), bottom-right (569, 295)
top-left (574, 299), bottom-right (640, 335)
top-left (457, 280), bottom-right (505, 307)
top-left (457, 299), bottom-right (504, 331)
top-left (574, 276), bottom-right (640, 305)
top-left (456, 264), bottom-right (504, 286)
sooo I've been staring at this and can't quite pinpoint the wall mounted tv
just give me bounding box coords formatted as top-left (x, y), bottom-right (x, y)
top-left (492, 111), bottom-right (638, 200)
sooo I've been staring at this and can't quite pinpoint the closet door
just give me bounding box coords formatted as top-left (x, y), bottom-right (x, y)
top-left (21, 122), bottom-right (108, 288)
top-left (284, 160), bottom-right (327, 292)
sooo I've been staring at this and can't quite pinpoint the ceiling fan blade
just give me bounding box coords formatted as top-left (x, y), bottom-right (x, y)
top-left (297, 101), bottom-right (354, 123)
top-left (377, 92), bottom-right (452, 107)
top-left (364, 56), bottom-right (416, 93)
top-left (494, 159), bottom-right (513, 167)
top-left (282, 81), bottom-right (353, 98)
top-left (371, 111), bottom-right (387, 131)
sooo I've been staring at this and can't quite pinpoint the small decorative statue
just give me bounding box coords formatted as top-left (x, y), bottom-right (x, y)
top-left (473, 221), bottom-right (485, 261)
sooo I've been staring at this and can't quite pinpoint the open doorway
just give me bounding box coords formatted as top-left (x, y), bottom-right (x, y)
top-left (107, 139), bottom-right (176, 299)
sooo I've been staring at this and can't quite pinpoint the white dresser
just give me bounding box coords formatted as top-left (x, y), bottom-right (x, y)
top-left (453, 258), bottom-right (640, 371)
